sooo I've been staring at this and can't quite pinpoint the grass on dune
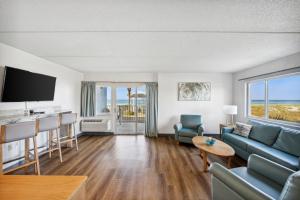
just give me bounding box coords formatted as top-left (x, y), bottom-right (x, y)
top-left (250, 104), bottom-right (300, 123)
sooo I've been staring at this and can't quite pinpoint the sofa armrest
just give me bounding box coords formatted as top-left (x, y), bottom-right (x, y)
top-left (173, 123), bottom-right (182, 131)
top-left (209, 163), bottom-right (274, 200)
top-left (222, 127), bottom-right (234, 134)
top-left (197, 125), bottom-right (204, 135)
top-left (173, 123), bottom-right (182, 140)
top-left (248, 154), bottom-right (295, 186)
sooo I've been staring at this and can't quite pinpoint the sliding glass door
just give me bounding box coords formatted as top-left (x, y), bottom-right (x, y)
top-left (115, 85), bottom-right (145, 134)
top-left (95, 83), bottom-right (145, 134)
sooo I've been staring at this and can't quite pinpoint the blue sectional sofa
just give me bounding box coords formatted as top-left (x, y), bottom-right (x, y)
top-left (222, 121), bottom-right (300, 171)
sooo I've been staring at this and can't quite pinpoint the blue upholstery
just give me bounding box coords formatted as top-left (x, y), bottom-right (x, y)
top-left (273, 128), bottom-right (300, 157)
top-left (279, 171), bottom-right (300, 200)
top-left (247, 142), bottom-right (299, 170)
top-left (221, 122), bottom-right (300, 170)
top-left (249, 124), bottom-right (281, 146)
top-left (231, 167), bottom-right (282, 199)
top-left (209, 154), bottom-right (298, 200)
top-left (174, 115), bottom-right (203, 143)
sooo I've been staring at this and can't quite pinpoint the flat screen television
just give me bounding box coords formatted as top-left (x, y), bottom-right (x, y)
top-left (1, 66), bottom-right (56, 102)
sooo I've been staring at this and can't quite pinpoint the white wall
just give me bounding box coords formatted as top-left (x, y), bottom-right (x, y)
top-left (84, 72), bottom-right (233, 134)
top-left (0, 43), bottom-right (83, 112)
top-left (233, 52), bottom-right (300, 123)
top-left (158, 73), bottom-right (233, 134)
top-left (0, 43), bottom-right (83, 163)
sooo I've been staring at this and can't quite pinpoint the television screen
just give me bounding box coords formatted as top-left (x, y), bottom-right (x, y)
top-left (1, 66), bottom-right (56, 102)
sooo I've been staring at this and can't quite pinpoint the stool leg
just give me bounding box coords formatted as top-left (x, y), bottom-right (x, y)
top-left (68, 124), bottom-right (73, 148)
top-left (49, 131), bottom-right (52, 158)
top-left (33, 136), bottom-right (40, 175)
top-left (24, 138), bottom-right (30, 173)
top-left (47, 131), bottom-right (51, 158)
top-left (73, 123), bottom-right (79, 151)
top-left (56, 129), bottom-right (63, 163)
top-left (0, 144), bottom-right (3, 175)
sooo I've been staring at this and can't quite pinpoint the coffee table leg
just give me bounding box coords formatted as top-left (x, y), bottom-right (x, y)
top-left (202, 151), bottom-right (208, 172)
top-left (227, 156), bottom-right (232, 169)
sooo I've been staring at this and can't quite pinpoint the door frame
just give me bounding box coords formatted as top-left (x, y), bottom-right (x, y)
top-left (95, 82), bottom-right (145, 134)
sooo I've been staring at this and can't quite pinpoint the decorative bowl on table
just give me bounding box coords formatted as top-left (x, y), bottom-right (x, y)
top-left (205, 137), bottom-right (216, 146)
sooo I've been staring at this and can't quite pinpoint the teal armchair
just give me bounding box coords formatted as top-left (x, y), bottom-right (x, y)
top-left (174, 114), bottom-right (203, 144)
top-left (209, 154), bottom-right (300, 200)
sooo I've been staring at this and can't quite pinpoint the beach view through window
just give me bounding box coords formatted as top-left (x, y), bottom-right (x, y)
top-left (249, 74), bottom-right (300, 123)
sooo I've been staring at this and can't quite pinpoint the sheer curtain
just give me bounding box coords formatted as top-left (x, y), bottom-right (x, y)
top-left (81, 81), bottom-right (96, 117)
top-left (145, 82), bottom-right (158, 137)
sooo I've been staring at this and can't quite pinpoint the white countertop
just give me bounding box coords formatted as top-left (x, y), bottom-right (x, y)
top-left (0, 109), bottom-right (72, 125)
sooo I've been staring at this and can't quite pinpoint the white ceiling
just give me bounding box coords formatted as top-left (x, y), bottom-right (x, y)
top-left (0, 0), bottom-right (300, 73)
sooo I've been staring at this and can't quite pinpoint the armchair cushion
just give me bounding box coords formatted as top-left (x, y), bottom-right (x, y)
top-left (209, 163), bottom-right (274, 200)
top-left (178, 128), bottom-right (198, 137)
top-left (231, 167), bottom-right (282, 199)
top-left (180, 115), bottom-right (201, 129)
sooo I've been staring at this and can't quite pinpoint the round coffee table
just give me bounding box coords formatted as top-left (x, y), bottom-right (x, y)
top-left (192, 136), bottom-right (235, 172)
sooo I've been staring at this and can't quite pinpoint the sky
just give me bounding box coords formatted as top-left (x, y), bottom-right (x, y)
top-left (250, 75), bottom-right (300, 100)
top-left (105, 86), bottom-right (145, 100)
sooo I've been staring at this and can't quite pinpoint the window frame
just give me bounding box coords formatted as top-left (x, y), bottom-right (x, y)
top-left (246, 72), bottom-right (300, 126)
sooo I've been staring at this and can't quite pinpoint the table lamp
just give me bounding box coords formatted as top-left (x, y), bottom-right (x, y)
top-left (223, 105), bottom-right (237, 125)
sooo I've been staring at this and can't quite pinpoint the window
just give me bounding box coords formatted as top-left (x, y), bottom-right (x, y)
top-left (248, 80), bottom-right (265, 118)
top-left (96, 86), bottom-right (111, 115)
top-left (247, 73), bottom-right (300, 124)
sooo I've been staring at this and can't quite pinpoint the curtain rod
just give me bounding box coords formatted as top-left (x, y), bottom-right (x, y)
top-left (238, 66), bottom-right (300, 81)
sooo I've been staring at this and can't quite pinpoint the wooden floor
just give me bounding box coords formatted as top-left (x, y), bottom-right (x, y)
top-left (15, 135), bottom-right (244, 200)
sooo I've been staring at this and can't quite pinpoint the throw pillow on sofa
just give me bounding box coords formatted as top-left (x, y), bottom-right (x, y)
top-left (233, 122), bottom-right (252, 137)
top-left (249, 124), bottom-right (281, 146)
top-left (273, 128), bottom-right (300, 157)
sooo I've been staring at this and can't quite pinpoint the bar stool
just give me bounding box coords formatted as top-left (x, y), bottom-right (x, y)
top-left (0, 121), bottom-right (40, 175)
top-left (37, 115), bottom-right (62, 162)
top-left (60, 113), bottom-right (79, 151)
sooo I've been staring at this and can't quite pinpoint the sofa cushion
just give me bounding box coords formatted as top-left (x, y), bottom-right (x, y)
top-left (178, 128), bottom-right (198, 137)
top-left (222, 133), bottom-right (259, 151)
top-left (233, 122), bottom-right (252, 137)
top-left (247, 142), bottom-right (299, 171)
top-left (231, 167), bottom-right (283, 200)
top-left (273, 128), bottom-right (300, 157)
top-left (249, 124), bottom-right (281, 146)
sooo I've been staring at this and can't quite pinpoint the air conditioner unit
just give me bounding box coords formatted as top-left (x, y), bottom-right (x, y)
top-left (80, 119), bottom-right (112, 133)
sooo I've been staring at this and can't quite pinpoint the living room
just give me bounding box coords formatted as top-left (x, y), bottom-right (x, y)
top-left (0, 1), bottom-right (299, 200)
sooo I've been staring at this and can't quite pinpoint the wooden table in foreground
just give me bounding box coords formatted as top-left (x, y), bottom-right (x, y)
top-left (192, 136), bottom-right (235, 172)
top-left (0, 175), bottom-right (87, 200)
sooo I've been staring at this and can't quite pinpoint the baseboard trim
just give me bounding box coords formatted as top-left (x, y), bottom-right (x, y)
top-left (80, 132), bottom-right (114, 136)
top-left (158, 133), bottom-right (174, 137)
